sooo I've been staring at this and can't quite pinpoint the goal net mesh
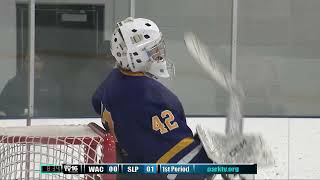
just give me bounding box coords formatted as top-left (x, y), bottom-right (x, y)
top-left (0, 123), bottom-right (116, 180)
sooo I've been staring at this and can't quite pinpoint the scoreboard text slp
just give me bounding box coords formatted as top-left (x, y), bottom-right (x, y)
top-left (41, 164), bottom-right (257, 175)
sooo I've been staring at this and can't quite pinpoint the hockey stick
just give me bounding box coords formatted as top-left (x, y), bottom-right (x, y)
top-left (184, 32), bottom-right (274, 167)
top-left (184, 32), bottom-right (244, 135)
top-left (184, 32), bottom-right (241, 95)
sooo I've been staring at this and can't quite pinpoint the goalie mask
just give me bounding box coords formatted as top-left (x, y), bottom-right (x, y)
top-left (110, 17), bottom-right (174, 78)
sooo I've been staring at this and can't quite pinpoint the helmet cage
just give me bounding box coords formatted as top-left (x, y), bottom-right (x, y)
top-left (146, 35), bottom-right (166, 63)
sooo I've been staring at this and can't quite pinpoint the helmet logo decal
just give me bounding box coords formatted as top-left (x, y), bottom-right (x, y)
top-left (131, 34), bottom-right (143, 44)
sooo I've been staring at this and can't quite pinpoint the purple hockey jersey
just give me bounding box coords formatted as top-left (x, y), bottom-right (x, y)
top-left (92, 68), bottom-right (201, 163)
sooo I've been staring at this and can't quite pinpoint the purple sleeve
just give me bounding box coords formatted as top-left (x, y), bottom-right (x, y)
top-left (92, 81), bottom-right (106, 115)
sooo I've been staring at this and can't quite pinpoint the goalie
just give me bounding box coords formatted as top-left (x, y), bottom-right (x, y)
top-left (92, 17), bottom-right (216, 180)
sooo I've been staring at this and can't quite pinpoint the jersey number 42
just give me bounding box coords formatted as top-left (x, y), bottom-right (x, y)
top-left (152, 110), bottom-right (179, 134)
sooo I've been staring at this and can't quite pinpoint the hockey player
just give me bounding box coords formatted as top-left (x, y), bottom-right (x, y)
top-left (92, 17), bottom-right (215, 180)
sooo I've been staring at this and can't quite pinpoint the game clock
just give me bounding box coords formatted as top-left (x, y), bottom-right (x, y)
top-left (41, 165), bottom-right (62, 173)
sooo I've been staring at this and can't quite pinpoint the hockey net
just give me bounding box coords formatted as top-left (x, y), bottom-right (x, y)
top-left (0, 122), bottom-right (116, 180)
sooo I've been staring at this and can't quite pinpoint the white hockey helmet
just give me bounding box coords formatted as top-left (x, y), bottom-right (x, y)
top-left (110, 17), bottom-right (174, 78)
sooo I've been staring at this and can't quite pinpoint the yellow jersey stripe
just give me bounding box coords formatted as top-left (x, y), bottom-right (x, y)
top-left (119, 68), bottom-right (145, 76)
top-left (156, 137), bottom-right (194, 163)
